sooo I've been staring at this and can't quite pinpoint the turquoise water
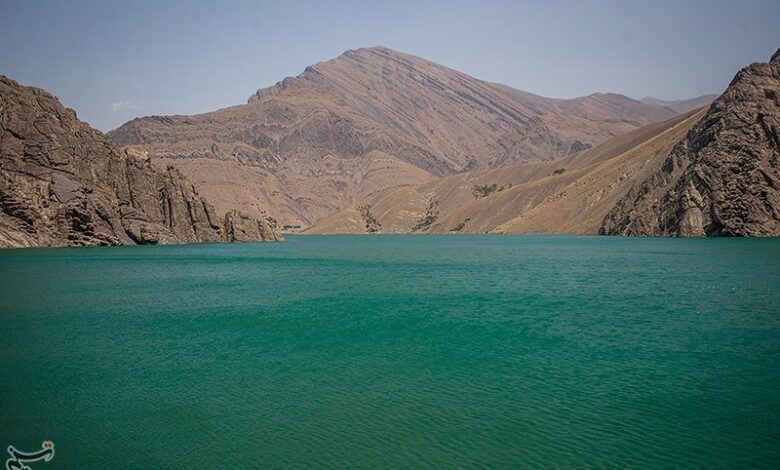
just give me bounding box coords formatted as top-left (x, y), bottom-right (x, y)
top-left (1, 235), bottom-right (779, 468)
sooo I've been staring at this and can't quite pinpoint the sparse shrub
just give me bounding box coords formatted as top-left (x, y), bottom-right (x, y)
top-left (358, 205), bottom-right (381, 233)
top-left (450, 217), bottom-right (471, 232)
top-left (472, 184), bottom-right (499, 198)
top-left (413, 200), bottom-right (439, 232)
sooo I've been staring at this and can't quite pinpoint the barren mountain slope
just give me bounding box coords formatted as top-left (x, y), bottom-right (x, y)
top-left (602, 50), bottom-right (780, 237)
top-left (110, 46), bottom-right (677, 227)
top-left (316, 50), bottom-right (777, 238)
top-left (309, 110), bottom-right (704, 234)
top-left (146, 149), bottom-right (436, 229)
top-left (496, 109), bottom-right (706, 234)
top-left (0, 76), bottom-right (280, 247)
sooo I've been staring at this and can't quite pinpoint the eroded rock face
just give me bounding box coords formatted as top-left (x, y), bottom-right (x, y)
top-left (601, 50), bottom-right (780, 237)
top-left (223, 209), bottom-right (283, 242)
top-left (0, 76), bottom-right (281, 247)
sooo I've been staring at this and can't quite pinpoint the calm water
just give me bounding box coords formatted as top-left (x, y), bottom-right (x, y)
top-left (1, 235), bottom-right (779, 468)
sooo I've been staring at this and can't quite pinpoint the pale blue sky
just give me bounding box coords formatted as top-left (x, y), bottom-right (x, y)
top-left (1, 0), bottom-right (778, 131)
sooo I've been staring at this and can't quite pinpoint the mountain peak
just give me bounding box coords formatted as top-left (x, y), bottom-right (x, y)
top-left (247, 46), bottom-right (413, 103)
top-left (328, 45), bottom-right (433, 69)
top-left (113, 46), bottom-right (683, 228)
top-left (343, 45), bottom-right (395, 54)
top-left (340, 45), bottom-right (408, 57)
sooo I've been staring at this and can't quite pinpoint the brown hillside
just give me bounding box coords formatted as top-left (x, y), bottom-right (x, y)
top-left (110, 46), bottom-right (678, 228)
top-left (310, 110), bottom-right (704, 234)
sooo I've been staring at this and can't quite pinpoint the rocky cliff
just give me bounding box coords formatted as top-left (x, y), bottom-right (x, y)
top-left (0, 76), bottom-right (281, 247)
top-left (601, 50), bottom-right (780, 237)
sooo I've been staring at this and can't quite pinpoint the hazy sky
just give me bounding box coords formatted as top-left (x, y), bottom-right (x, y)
top-left (2, 0), bottom-right (778, 131)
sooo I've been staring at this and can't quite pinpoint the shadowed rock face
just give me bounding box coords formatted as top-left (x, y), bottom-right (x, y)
top-left (0, 76), bottom-right (281, 247)
top-left (108, 46), bottom-right (678, 228)
top-left (601, 50), bottom-right (780, 237)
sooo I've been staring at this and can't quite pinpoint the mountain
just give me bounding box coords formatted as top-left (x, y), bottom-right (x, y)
top-left (641, 94), bottom-right (719, 114)
top-left (602, 50), bottom-right (780, 236)
top-left (309, 109), bottom-right (705, 234)
top-left (109, 46), bottom-right (679, 228)
top-left (6, 48), bottom-right (771, 241)
top-left (312, 50), bottom-right (780, 238)
top-left (0, 76), bottom-right (281, 248)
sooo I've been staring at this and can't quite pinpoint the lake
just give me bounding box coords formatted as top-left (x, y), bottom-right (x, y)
top-left (1, 235), bottom-right (779, 468)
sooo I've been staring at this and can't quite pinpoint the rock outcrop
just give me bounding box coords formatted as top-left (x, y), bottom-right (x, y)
top-left (601, 50), bottom-right (780, 237)
top-left (223, 209), bottom-right (282, 242)
top-left (0, 76), bottom-right (281, 247)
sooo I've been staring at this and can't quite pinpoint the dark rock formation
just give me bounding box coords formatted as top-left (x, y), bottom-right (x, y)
top-left (601, 50), bottom-right (780, 237)
top-left (567, 140), bottom-right (592, 155)
top-left (0, 75), bottom-right (281, 247)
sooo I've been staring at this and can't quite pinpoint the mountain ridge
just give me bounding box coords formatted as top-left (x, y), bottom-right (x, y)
top-left (308, 49), bottom-right (780, 238)
top-left (109, 46), bottom-right (681, 228)
top-left (640, 94), bottom-right (719, 114)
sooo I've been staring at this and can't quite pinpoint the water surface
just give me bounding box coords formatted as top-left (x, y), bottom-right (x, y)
top-left (1, 235), bottom-right (779, 468)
